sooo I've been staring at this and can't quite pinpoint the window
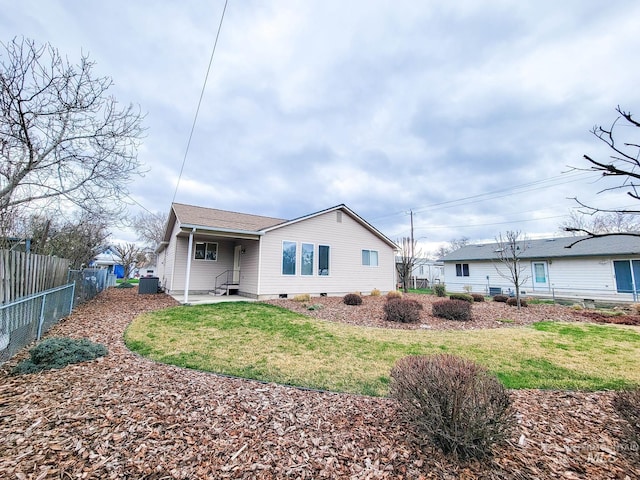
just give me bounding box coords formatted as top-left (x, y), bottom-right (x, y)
top-left (301, 243), bottom-right (314, 275)
top-left (319, 245), bottom-right (330, 275)
top-left (194, 242), bottom-right (217, 261)
top-left (282, 241), bottom-right (296, 275)
top-left (362, 249), bottom-right (378, 266)
top-left (455, 263), bottom-right (469, 277)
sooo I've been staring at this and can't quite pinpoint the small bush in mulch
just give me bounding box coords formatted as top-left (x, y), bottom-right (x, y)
top-left (293, 293), bottom-right (311, 302)
top-left (612, 388), bottom-right (640, 453)
top-left (307, 304), bottom-right (324, 311)
top-left (432, 299), bottom-right (472, 321)
top-left (433, 284), bottom-right (446, 297)
top-left (370, 288), bottom-right (381, 297)
top-left (386, 290), bottom-right (403, 300)
top-left (116, 282), bottom-right (135, 289)
top-left (506, 297), bottom-right (528, 307)
top-left (383, 298), bottom-right (423, 323)
top-left (471, 293), bottom-right (485, 302)
top-left (449, 293), bottom-right (474, 303)
top-left (343, 293), bottom-right (363, 306)
top-left (390, 354), bottom-right (515, 460)
top-left (12, 337), bottom-right (108, 375)
top-left (493, 294), bottom-right (508, 303)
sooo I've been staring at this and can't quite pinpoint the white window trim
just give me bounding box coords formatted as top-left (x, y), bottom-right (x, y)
top-left (194, 241), bottom-right (218, 261)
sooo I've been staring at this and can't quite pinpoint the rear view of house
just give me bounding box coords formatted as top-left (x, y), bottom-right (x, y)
top-left (442, 235), bottom-right (640, 301)
top-left (156, 203), bottom-right (397, 301)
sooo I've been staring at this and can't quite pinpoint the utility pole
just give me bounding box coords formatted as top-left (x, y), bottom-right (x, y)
top-left (410, 209), bottom-right (414, 259)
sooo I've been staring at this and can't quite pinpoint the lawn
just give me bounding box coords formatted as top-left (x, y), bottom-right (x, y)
top-left (124, 302), bottom-right (640, 396)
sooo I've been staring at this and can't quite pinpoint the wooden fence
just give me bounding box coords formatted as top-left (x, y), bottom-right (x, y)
top-left (0, 250), bottom-right (70, 304)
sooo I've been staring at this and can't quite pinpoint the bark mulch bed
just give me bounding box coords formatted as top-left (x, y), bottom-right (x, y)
top-left (1, 288), bottom-right (638, 479)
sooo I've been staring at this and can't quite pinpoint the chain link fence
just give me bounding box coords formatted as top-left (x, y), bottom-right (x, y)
top-left (0, 284), bottom-right (75, 363)
top-left (1, 268), bottom-right (115, 364)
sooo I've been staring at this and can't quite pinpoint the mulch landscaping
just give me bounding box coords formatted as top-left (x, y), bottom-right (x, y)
top-left (1, 288), bottom-right (638, 479)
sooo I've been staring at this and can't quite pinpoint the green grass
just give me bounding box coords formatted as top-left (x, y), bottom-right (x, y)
top-left (116, 278), bottom-right (140, 284)
top-left (124, 302), bottom-right (640, 396)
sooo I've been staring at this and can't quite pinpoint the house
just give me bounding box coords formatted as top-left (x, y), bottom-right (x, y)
top-left (395, 257), bottom-right (444, 289)
top-left (442, 235), bottom-right (640, 301)
top-left (91, 245), bottom-right (124, 278)
top-left (156, 203), bottom-right (398, 301)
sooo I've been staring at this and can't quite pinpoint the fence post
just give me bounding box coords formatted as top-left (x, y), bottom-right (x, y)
top-left (69, 281), bottom-right (76, 315)
top-left (37, 295), bottom-right (46, 341)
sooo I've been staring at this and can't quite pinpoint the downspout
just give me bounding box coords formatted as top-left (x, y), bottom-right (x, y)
top-left (184, 228), bottom-right (196, 304)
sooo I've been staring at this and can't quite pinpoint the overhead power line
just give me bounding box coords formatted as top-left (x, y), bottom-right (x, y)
top-left (171, 0), bottom-right (229, 205)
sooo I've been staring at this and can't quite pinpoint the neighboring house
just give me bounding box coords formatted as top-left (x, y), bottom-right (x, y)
top-left (395, 257), bottom-right (444, 288)
top-left (91, 245), bottom-right (124, 278)
top-left (442, 235), bottom-right (640, 301)
top-left (156, 203), bottom-right (398, 300)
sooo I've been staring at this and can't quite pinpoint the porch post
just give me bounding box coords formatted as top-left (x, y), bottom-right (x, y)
top-left (184, 228), bottom-right (196, 303)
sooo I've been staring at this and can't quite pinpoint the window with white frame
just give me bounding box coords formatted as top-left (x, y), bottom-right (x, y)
top-left (362, 249), bottom-right (378, 266)
top-left (194, 242), bottom-right (217, 261)
top-left (282, 241), bottom-right (296, 275)
top-left (318, 245), bottom-right (330, 275)
top-left (455, 263), bottom-right (469, 277)
top-left (301, 243), bottom-right (314, 275)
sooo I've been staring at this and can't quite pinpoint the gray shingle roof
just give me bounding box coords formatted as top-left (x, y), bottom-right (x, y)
top-left (442, 234), bottom-right (640, 261)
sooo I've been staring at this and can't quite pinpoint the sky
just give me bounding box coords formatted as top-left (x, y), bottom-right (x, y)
top-left (3, 1), bottom-right (640, 255)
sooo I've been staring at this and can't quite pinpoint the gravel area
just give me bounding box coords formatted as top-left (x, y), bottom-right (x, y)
top-left (265, 294), bottom-right (593, 330)
top-left (0, 288), bottom-right (638, 479)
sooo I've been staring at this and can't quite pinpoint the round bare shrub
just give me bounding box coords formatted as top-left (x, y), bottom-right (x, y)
top-left (432, 299), bottom-right (472, 321)
top-left (390, 354), bottom-right (515, 460)
top-left (471, 293), bottom-right (485, 302)
top-left (386, 290), bottom-right (403, 300)
top-left (384, 298), bottom-right (423, 323)
top-left (343, 293), bottom-right (363, 306)
top-left (506, 297), bottom-right (528, 307)
top-left (433, 284), bottom-right (446, 297)
top-left (449, 293), bottom-right (474, 303)
top-left (493, 294), bottom-right (508, 303)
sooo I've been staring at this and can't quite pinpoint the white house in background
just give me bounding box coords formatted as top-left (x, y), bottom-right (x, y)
top-left (442, 235), bottom-right (640, 301)
top-left (395, 257), bottom-right (444, 288)
top-left (156, 203), bottom-right (398, 301)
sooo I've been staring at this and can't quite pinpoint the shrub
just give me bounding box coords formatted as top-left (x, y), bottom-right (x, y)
top-left (432, 299), bottom-right (472, 321)
top-left (384, 298), bottom-right (423, 323)
top-left (506, 297), bottom-right (528, 307)
top-left (613, 388), bottom-right (640, 449)
top-left (386, 290), bottom-right (403, 300)
top-left (370, 288), bottom-right (381, 297)
top-left (293, 293), bottom-right (311, 302)
top-left (449, 293), bottom-right (474, 303)
top-left (433, 284), bottom-right (446, 297)
top-left (343, 293), bottom-right (363, 306)
top-left (390, 354), bottom-right (515, 460)
top-left (493, 294), bottom-right (508, 303)
top-left (471, 293), bottom-right (485, 302)
top-left (307, 304), bottom-right (323, 311)
top-left (12, 337), bottom-right (108, 375)
top-left (633, 304), bottom-right (640, 315)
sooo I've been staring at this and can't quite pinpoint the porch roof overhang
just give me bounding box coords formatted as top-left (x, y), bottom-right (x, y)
top-left (177, 223), bottom-right (264, 241)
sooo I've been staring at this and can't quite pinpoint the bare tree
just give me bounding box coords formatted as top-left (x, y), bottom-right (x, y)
top-left (565, 106), bottom-right (640, 245)
top-left (396, 236), bottom-right (423, 293)
top-left (560, 210), bottom-right (640, 236)
top-left (433, 237), bottom-right (470, 260)
top-left (117, 242), bottom-right (147, 283)
top-left (0, 37), bottom-right (145, 226)
top-left (494, 231), bottom-right (530, 310)
top-left (131, 210), bottom-right (167, 266)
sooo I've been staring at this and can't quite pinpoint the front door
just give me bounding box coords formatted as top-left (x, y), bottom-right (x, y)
top-left (531, 261), bottom-right (549, 291)
top-left (233, 245), bottom-right (241, 283)
top-left (614, 260), bottom-right (640, 293)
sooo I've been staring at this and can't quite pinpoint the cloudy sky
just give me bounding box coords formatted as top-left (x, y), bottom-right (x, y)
top-left (3, 1), bottom-right (640, 253)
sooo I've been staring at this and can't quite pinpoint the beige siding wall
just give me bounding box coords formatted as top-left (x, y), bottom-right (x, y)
top-left (170, 236), bottom-right (236, 294)
top-left (157, 222), bottom-right (181, 292)
top-left (238, 240), bottom-right (260, 297)
top-left (257, 211), bottom-right (395, 299)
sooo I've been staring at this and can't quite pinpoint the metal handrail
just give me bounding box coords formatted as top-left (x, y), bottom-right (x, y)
top-left (213, 270), bottom-right (239, 295)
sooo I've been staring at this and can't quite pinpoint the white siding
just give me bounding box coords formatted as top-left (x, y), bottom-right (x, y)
top-left (257, 210), bottom-right (395, 299)
top-left (445, 256), bottom-right (630, 299)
